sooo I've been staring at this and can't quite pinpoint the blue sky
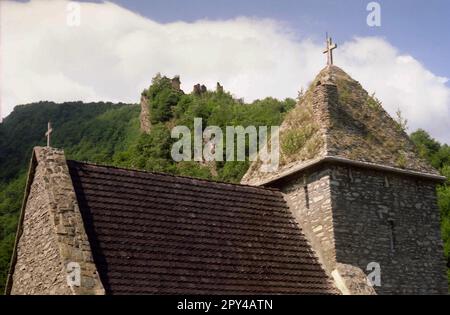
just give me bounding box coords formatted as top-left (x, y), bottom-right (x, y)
top-left (103, 0), bottom-right (450, 83)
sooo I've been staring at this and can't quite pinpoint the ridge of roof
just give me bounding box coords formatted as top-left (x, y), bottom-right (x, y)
top-left (66, 160), bottom-right (281, 192)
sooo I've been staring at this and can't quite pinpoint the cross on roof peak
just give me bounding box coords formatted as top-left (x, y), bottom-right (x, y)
top-left (323, 33), bottom-right (337, 66)
top-left (45, 122), bottom-right (53, 147)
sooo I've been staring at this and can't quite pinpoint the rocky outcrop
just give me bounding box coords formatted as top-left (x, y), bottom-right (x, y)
top-left (216, 82), bottom-right (224, 93)
top-left (172, 76), bottom-right (181, 90)
top-left (140, 93), bottom-right (151, 134)
top-left (193, 84), bottom-right (207, 96)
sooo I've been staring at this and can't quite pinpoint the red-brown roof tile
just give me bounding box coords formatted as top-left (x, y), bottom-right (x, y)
top-left (67, 160), bottom-right (337, 295)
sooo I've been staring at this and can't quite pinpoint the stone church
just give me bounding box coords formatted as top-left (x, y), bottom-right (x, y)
top-left (4, 61), bottom-right (448, 294)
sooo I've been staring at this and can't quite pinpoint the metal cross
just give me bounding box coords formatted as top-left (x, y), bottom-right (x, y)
top-left (45, 122), bottom-right (53, 147)
top-left (323, 33), bottom-right (337, 66)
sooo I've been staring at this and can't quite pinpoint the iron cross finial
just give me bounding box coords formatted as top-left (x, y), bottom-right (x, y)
top-left (323, 33), bottom-right (337, 66)
top-left (45, 122), bottom-right (53, 147)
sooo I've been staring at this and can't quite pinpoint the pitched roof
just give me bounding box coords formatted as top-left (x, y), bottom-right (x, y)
top-left (241, 65), bottom-right (442, 185)
top-left (67, 160), bottom-right (337, 295)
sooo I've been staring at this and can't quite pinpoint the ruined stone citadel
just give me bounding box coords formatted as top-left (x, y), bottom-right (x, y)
top-left (5, 64), bottom-right (448, 295)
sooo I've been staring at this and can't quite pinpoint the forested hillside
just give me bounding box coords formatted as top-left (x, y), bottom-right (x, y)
top-left (0, 75), bottom-right (448, 293)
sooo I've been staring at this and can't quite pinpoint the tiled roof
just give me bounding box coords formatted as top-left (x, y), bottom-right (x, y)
top-left (67, 160), bottom-right (337, 295)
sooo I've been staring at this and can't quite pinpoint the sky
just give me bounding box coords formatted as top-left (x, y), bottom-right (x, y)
top-left (108, 0), bottom-right (450, 79)
top-left (1, 0), bottom-right (449, 143)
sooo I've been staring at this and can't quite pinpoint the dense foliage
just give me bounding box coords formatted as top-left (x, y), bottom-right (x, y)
top-left (410, 129), bottom-right (450, 286)
top-left (0, 75), bottom-right (448, 293)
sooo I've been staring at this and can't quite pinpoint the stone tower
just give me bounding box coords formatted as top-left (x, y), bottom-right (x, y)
top-left (242, 65), bottom-right (448, 294)
top-left (171, 75), bottom-right (181, 90)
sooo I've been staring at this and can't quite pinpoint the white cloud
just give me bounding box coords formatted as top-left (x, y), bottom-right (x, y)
top-left (337, 37), bottom-right (450, 144)
top-left (1, 0), bottom-right (449, 143)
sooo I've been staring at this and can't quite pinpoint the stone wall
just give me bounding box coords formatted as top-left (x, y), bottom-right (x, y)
top-left (281, 168), bottom-right (336, 275)
top-left (9, 147), bottom-right (104, 295)
top-left (278, 162), bottom-right (448, 295)
top-left (330, 164), bottom-right (448, 294)
top-left (10, 159), bottom-right (72, 295)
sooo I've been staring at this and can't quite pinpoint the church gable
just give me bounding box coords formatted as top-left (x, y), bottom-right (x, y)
top-left (7, 151), bottom-right (72, 295)
top-left (6, 147), bottom-right (104, 295)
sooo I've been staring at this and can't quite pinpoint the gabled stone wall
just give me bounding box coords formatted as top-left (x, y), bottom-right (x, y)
top-left (330, 164), bottom-right (448, 294)
top-left (281, 168), bottom-right (336, 275)
top-left (277, 162), bottom-right (448, 295)
top-left (9, 156), bottom-right (72, 295)
top-left (8, 147), bottom-right (104, 295)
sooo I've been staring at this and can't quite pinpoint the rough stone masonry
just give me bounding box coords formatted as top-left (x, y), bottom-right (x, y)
top-left (277, 163), bottom-right (448, 294)
top-left (7, 147), bottom-right (104, 295)
top-left (243, 65), bottom-right (448, 294)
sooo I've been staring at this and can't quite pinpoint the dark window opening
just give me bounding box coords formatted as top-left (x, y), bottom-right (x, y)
top-left (388, 220), bottom-right (396, 253)
top-left (384, 176), bottom-right (390, 188)
top-left (348, 168), bottom-right (354, 183)
top-left (304, 186), bottom-right (310, 209)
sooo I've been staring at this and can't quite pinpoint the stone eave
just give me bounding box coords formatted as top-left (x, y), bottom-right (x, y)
top-left (254, 156), bottom-right (446, 187)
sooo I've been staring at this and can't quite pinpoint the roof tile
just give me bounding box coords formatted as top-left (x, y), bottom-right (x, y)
top-left (67, 160), bottom-right (337, 295)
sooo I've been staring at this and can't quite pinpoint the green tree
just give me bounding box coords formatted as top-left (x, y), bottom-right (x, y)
top-left (145, 74), bottom-right (182, 123)
top-left (410, 129), bottom-right (441, 163)
top-left (411, 129), bottom-right (450, 288)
